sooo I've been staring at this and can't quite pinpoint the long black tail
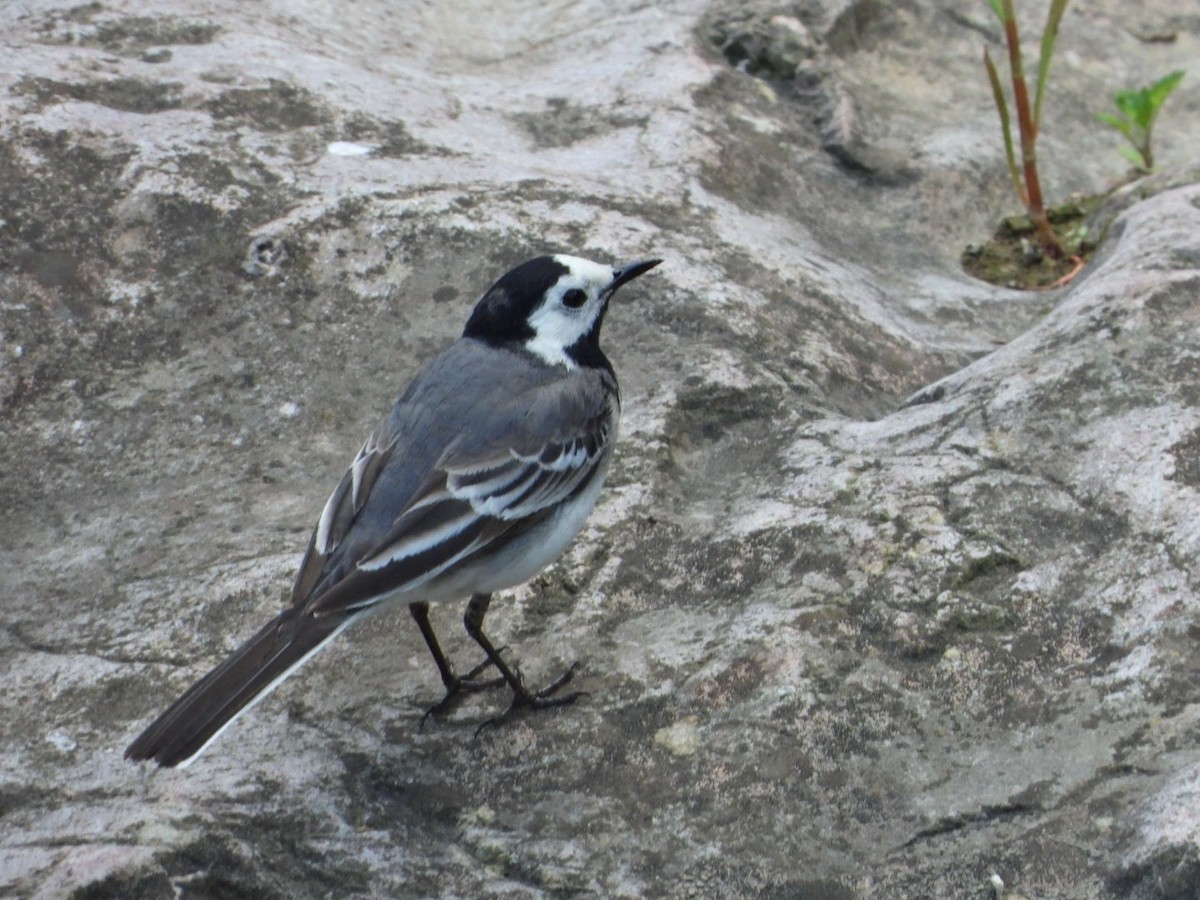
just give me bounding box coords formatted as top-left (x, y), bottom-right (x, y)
top-left (125, 607), bottom-right (357, 767)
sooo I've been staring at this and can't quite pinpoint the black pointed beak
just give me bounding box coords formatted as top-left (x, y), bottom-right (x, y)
top-left (609, 258), bottom-right (662, 293)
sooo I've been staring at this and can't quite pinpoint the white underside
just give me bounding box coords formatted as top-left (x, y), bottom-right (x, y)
top-left (421, 454), bottom-right (611, 602)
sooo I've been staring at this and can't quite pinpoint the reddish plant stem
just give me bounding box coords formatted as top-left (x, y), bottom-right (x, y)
top-left (1001, 10), bottom-right (1064, 259)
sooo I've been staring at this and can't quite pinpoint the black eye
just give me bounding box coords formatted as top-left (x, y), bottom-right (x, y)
top-left (562, 288), bottom-right (587, 308)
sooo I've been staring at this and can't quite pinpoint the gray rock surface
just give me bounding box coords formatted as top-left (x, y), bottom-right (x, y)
top-left (2, 0), bottom-right (1199, 897)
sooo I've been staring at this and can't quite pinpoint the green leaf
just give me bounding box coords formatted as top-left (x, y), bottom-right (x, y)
top-left (1114, 90), bottom-right (1152, 128)
top-left (987, 0), bottom-right (1006, 23)
top-left (1118, 145), bottom-right (1147, 170)
top-left (1146, 69), bottom-right (1185, 110)
top-left (1033, 0), bottom-right (1071, 128)
top-left (984, 45), bottom-right (1027, 208)
top-left (1096, 111), bottom-right (1135, 141)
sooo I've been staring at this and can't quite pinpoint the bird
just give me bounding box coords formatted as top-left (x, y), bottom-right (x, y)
top-left (125, 253), bottom-right (661, 767)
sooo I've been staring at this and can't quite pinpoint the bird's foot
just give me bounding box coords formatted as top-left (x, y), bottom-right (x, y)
top-left (419, 655), bottom-right (506, 728)
top-left (475, 662), bottom-right (586, 735)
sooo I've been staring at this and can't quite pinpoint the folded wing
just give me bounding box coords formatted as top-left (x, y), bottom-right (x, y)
top-left (305, 389), bottom-right (617, 616)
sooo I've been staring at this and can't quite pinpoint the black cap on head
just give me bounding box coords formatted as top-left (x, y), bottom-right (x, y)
top-left (463, 256), bottom-right (569, 343)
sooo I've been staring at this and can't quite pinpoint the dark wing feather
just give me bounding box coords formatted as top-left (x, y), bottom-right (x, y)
top-left (291, 430), bottom-right (397, 604)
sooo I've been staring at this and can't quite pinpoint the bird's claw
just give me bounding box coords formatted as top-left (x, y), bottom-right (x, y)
top-left (474, 662), bottom-right (586, 736)
top-left (419, 667), bottom-right (506, 729)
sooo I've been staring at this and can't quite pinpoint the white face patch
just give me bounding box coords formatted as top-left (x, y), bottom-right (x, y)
top-left (523, 255), bottom-right (617, 368)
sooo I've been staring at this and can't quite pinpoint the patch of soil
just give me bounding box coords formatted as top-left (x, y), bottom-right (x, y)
top-left (962, 196), bottom-right (1104, 290)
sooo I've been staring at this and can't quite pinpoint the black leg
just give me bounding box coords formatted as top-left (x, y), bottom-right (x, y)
top-left (462, 592), bottom-right (583, 721)
top-left (409, 600), bottom-right (503, 723)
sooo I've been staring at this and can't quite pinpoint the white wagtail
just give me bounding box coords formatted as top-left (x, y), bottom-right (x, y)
top-left (125, 254), bottom-right (661, 767)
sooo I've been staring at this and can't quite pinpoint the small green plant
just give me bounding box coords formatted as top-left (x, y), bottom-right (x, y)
top-left (1097, 70), bottom-right (1185, 174)
top-left (983, 0), bottom-right (1070, 260)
